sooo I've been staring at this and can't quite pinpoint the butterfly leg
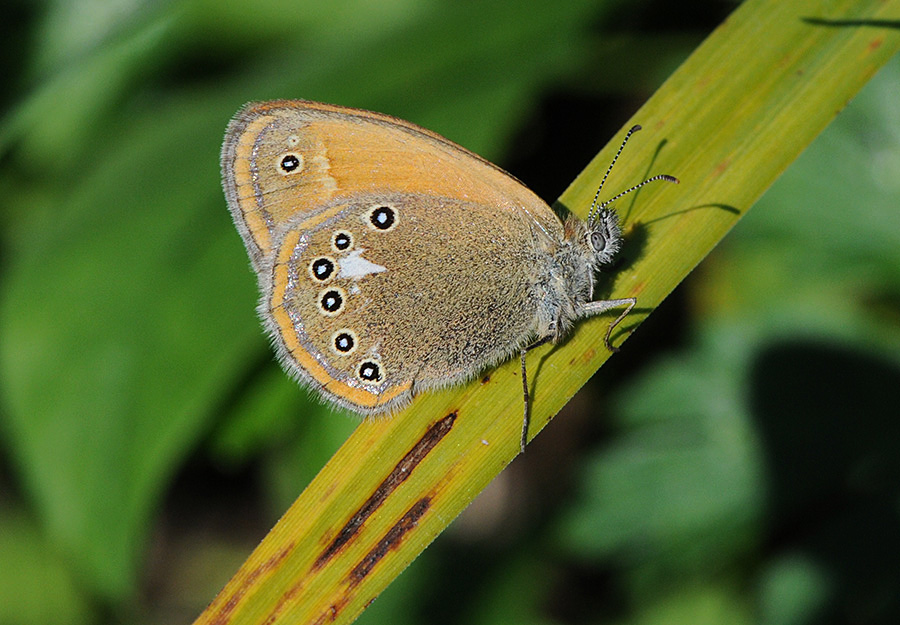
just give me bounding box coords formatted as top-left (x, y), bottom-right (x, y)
top-left (580, 297), bottom-right (637, 352)
top-left (520, 336), bottom-right (553, 453)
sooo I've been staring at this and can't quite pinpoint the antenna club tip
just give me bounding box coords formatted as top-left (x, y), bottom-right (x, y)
top-left (629, 124), bottom-right (643, 133)
top-left (665, 175), bottom-right (680, 184)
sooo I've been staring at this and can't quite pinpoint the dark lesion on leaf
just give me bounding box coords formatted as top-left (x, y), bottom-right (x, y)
top-left (348, 497), bottom-right (431, 587)
top-left (313, 413), bottom-right (456, 568)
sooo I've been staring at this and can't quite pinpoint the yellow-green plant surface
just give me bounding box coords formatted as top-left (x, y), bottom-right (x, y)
top-left (194, 1), bottom-right (900, 623)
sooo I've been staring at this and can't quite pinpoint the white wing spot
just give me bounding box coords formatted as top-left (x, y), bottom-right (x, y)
top-left (338, 248), bottom-right (386, 279)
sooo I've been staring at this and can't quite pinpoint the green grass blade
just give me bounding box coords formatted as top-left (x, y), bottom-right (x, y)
top-left (194, 1), bottom-right (900, 623)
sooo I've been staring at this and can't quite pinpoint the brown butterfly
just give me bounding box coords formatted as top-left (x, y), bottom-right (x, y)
top-left (221, 100), bottom-right (676, 451)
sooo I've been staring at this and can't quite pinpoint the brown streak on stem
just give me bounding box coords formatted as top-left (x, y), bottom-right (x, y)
top-left (310, 603), bottom-right (342, 625)
top-left (348, 497), bottom-right (431, 587)
top-left (313, 413), bottom-right (456, 568)
top-left (204, 543), bottom-right (294, 625)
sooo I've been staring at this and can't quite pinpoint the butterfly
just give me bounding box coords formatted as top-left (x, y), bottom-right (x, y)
top-left (221, 100), bottom-right (676, 451)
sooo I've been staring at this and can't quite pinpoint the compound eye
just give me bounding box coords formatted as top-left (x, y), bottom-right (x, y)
top-left (590, 231), bottom-right (607, 252)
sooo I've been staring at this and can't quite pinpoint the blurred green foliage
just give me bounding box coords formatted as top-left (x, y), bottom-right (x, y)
top-left (0, 1), bottom-right (898, 624)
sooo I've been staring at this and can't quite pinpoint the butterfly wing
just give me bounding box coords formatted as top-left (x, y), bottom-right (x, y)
top-left (265, 192), bottom-right (551, 413)
top-left (221, 100), bottom-right (563, 413)
top-left (221, 100), bottom-right (560, 272)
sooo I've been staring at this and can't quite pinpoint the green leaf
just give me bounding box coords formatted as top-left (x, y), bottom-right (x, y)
top-left (191, 2), bottom-right (900, 625)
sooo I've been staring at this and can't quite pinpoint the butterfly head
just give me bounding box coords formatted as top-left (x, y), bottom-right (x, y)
top-left (585, 207), bottom-right (623, 266)
top-left (581, 124), bottom-right (678, 263)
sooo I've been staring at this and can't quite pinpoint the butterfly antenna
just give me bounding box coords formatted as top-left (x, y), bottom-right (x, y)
top-left (586, 124), bottom-right (679, 224)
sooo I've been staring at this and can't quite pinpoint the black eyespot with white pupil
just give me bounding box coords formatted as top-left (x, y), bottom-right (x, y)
top-left (279, 153), bottom-right (302, 174)
top-left (334, 332), bottom-right (354, 353)
top-left (333, 231), bottom-right (352, 251)
top-left (310, 257), bottom-right (334, 281)
top-left (358, 360), bottom-right (382, 383)
top-left (368, 205), bottom-right (396, 230)
top-left (320, 289), bottom-right (343, 314)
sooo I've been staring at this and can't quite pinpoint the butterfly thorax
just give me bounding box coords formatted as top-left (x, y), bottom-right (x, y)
top-left (532, 211), bottom-right (624, 343)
